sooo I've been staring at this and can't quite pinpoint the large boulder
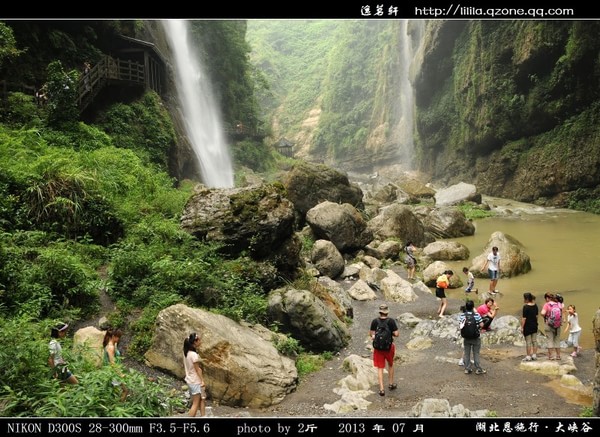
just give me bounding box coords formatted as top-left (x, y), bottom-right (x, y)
top-left (471, 231), bottom-right (532, 278)
top-left (306, 201), bottom-right (373, 252)
top-left (73, 326), bottom-right (105, 368)
top-left (434, 182), bottom-right (481, 206)
top-left (180, 184), bottom-right (301, 277)
top-left (418, 206), bottom-right (476, 239)
top-left (367, 203), bottom-right (427, 246)
top-left (422, 241), bottom-right (470, 261)
top-left (311, 239), bottom-right (345, 279)
top-left (144, 304), bottom-right (297, 408)
top-left (282, 161), bottom-right (364, 223)
top-left (268, 288), bottom-right (350, 353)
top-left (422, 261), bottom-right (462, 288)
top-left (380, 270), bottom-right (419, 303)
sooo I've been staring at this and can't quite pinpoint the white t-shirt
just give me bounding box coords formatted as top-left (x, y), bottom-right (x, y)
top-left (567, 313), bottom-right (582, 333)
top-left (487, 252), bottom-right (501, 271)
top-left (49, 339), bottom-right (65, 366)
top-left (467, 271), bottom-right (475, 286)
top-left (183, 350), bottom-right (202, 385)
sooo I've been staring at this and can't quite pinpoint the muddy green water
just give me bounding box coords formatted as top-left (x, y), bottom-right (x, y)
top-left (441, 198), bottom-right (599, 349)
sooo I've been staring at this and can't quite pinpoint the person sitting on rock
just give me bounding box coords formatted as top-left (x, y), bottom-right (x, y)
top-left (477, 298), bottom-right (499, 331)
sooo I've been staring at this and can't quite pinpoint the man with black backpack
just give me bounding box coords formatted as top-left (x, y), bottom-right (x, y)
top-left (369, 303), bottom-right (399, 396)
top-left (459, 300), bottom-right (487, 375)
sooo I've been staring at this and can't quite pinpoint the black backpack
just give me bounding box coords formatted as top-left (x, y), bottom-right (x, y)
top-left (373, 319), bottom-right (393, 351)
top-left (460, 312), bottom-right (480, 339)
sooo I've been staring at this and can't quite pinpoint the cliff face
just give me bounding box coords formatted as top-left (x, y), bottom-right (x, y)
top-left (414, 20), bottom-right (600, 207)
top-left (250, 20), bottom-right (600, 210)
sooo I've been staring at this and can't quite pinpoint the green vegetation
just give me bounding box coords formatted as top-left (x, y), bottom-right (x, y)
top-left (0, 105), bottom-right (281, 414)
top-left (0, 316), bottom-right (184, 417)
top-left (273, 334), bottom-right (304, 357)
top-left (0, 19), bottom-right (302, 416)
top-left (414, 21), bottom-right (600, 212)
top-left (247, 20), bottom-right (401, 159)
top-left (2, 17), bottom-right (598, 417)
top-left (0, 22), bottom-right (22, 66)
top-left (249, 20), bottom-right (600, 213)
top-left (457, 203), bottom-right (496, 220)
top-left (96, 93), bottom-right (176, 169)
top-left (295, 351), bottom-right (334, 381)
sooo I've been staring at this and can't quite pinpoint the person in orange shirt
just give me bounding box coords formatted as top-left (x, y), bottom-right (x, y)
top-left (435, 270), bottom-right (453, 318)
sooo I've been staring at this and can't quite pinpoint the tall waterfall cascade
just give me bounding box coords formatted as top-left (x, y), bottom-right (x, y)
top-left (395, 20), bottom-right (425, 170)
top-left (162, 19), bottom-right (234, 188)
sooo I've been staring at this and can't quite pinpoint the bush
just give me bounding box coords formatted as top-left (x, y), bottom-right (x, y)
top-left (96, 92), bottom-right (176, 169)
top-left (295, 352), bottom-right (333, 381)
top-left (45, 60), bottom-right (79, 127)
top-left (457, 203), bottom-right (496, 220)
top-left (0, 235), bottom-right (100, 318)
top-left (233, 139), bottom-right (276, 173)
top-left (3, 92), bottom-right (43, 127)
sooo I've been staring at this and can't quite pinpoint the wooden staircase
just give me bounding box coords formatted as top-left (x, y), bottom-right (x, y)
top-left (76, 56), bottom-right (145, 112)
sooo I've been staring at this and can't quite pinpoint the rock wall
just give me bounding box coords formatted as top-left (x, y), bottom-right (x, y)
top-left (415, 21), bottom-right (600, 207)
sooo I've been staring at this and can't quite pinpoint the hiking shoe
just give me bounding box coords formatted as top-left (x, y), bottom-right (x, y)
top-left (475, 369), bottom-right (487, 375)
top-left (458, 358), bottom-right (464, 366)
top-left (522, 356), bottom-right (532, 362)
top-left (531, 354), bottom-right (537, 361)
top-left (379, 389), bottom-right (385, 396)
top-left (388, 383), bottom-right (397, 390)
top-left (464, 369), bottom-right (472, 374)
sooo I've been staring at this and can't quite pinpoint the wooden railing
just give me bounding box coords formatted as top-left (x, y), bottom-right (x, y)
top-left (77, 56), bottom-right (145, 111)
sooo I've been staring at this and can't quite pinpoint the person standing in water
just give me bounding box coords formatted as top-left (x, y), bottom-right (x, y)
top-left (481, 246), bottom-right (501, 294)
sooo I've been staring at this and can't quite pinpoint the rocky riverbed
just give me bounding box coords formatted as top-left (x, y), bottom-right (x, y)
top-left (143, 275), bottom-right (594, 418)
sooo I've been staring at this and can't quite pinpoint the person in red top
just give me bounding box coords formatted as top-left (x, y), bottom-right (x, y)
top-left (476, 298), bottom-right (499, 331)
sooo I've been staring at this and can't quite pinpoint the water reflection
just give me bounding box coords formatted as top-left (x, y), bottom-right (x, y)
top-left (443, 198), bottom-right (599, 349)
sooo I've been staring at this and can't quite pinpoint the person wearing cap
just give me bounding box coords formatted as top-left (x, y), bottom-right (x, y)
top-left (369, 303), bottom-right (399, 396)
top-left (48, 323), bottom-right (78, 384)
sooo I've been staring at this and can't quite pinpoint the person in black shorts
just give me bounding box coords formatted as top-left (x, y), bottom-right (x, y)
top-left (435, 270), bottom-right (453, 318)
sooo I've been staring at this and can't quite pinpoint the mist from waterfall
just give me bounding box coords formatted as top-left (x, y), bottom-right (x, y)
top-left (395, 20), bottom-right (425, 169)
top-left (162, 19), bottom-right (234, 188)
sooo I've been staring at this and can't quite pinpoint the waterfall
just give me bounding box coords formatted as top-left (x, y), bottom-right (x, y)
top-left (396, 20), bottom-right (425, 169)
top-left (162, 19), bottom-right (234, 188)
